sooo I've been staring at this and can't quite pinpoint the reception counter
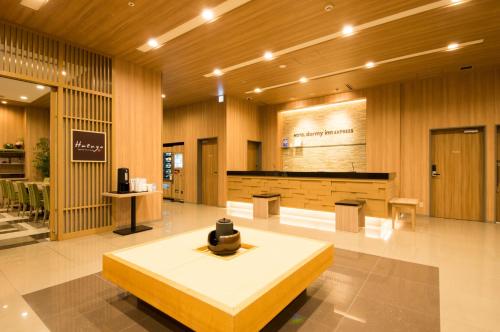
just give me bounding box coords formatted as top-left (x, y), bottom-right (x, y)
top-left (227, 171), bottom-right (396, 217)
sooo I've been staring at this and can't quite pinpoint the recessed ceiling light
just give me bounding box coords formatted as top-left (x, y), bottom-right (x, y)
top-left (450, 0), bottom-right (462, 4)
top-left (20, 96), bottom-right (28, 100)
top-left (279, 64), bottom-right (287, 69)
top-left (36, 85), bottom-right (45, 90)
top-left (263, 51), bottom-right (274, 61)
top-left (147, 38), bottom-right (159, 48)
top-left (365, 61), bottom-right (375, 68)
top-left (20, 311), bottom-right (28, 318)
top-left (342, 25), bottom-right (354, 36)
top-left (161, 94), bottom-right (166, 99)
top-left (213, 68), bottom-right (223, 76)
top-left (254, 88), bottom-right (262, 94)
top-left (201, 9), bottom-right (215, 21)
top-left (20, 0), bottom-right (49, 11)
top-left (61, 70), bottom-right (67, 76)
top-left (447, 43), bottom-right (459, 51)
top-left (128, 1), bottom-right (135, 7)
top-left (1, 101), bottom-right (7, 104)
top-left (299, 77), bottom-right (309, 83)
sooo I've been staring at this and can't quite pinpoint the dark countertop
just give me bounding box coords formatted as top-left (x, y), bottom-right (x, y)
top-left (227, 171), bottom-right (395, 180)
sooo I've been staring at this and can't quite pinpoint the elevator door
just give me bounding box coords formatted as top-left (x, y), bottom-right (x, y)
top-left (430, 128), bottom-right (484, 221)
top-left (201, 138), bottom-right (218, 206)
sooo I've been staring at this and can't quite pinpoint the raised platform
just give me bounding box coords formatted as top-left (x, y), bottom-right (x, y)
top-left (102, 226), bottom-right (334, 332)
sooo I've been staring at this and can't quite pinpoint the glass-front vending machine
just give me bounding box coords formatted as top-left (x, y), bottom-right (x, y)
top-left (162, 150), bottom-right (173, 199)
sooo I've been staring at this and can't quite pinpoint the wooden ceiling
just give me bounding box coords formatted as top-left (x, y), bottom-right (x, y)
top-left (1, 0), bottom-right (499, 107)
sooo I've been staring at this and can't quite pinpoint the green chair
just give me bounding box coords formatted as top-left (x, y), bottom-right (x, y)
top-left (42, 185), bottom-right (50, 221)
top-left (0, 180), bottom-right (8, 209)
top-left (5, 180), bottom-right (19, 213)
top-left (27, 184), bottom-right (43, 222)
top-left (16, 182), bottom-right (30, 217)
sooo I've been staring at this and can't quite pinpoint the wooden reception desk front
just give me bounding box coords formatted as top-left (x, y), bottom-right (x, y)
top-left (227, 171), bottom-right (396, 218)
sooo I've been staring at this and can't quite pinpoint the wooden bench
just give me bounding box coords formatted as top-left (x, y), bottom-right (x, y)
top-left (252, 193), bottom-right (280, 218)
top-left (335, 200), bottom-right (365, 232)
top-left (389, 198), bottom-right (418, 231)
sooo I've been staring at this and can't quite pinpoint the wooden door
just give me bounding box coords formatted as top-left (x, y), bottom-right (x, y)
top-left (247, 141), bottom-right (261, 171)
top-left (201, 139), bottom-right (218, 206)
top-left (430, 128), bottom-right (484, 221)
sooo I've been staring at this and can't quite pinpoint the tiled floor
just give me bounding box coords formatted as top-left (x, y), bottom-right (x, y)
top-left (0, 213), bottom-right (49, 250)
top-left (0, 201), bottom-right (499, 331)
top-left (23, 248), bottom-right (439, 332)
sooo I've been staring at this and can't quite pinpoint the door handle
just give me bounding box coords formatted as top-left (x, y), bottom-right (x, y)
top-left (431, 164), bottom-right (440, 177)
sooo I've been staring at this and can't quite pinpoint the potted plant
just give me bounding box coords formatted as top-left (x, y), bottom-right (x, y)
top-left (33, 138), bottom-right (50, 178)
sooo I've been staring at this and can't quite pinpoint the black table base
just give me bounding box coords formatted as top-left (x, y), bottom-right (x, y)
top-left (113, 225), bottom-right (152, 236)
top-left (113, 195), bottom-right (153, 236)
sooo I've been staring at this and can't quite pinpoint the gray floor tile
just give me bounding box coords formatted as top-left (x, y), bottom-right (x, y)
top-left (357, 273), bottom-right (440, 316)
top-left (331, 249), bottom-right (380, 273)
top-left (337, 296), bottom-right (440, 332)
top-left (372, 257), bottom-right (439, 285)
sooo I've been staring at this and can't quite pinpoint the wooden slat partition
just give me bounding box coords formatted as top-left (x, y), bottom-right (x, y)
top-left (62, 43), bottom-right (111, 94)
top-left (0, 22), bottom-right (59, 83)
top-left (0, 20), bottom-right (114, 239)
top-left (61, 89), bottom-right (112, 237)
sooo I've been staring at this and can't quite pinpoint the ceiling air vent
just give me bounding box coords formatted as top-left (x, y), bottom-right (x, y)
top-left (460, 65), bottom-right (473, 70)
top-left (345, 84), bottom-right (353, 91)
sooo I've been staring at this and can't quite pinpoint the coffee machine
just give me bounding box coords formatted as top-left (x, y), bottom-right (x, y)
top-left (117, 168), bottom-right (130, 193)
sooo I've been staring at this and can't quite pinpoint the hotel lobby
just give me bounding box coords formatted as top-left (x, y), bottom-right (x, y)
top-left (0, 0), bottom-right (500, 331)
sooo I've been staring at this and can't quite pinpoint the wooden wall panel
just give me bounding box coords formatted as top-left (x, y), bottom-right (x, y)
top-left (24, 106), bottom-right (50, 180)
top-left (163, 99), bottom-right (227, 206)
top-left (401, 68), bottom-right (499, 219)
top-left (0, 104), bottom-right (25, 147)
top-left (113, 59), bottom-right (162, 227)
top-left (259, 106), bottom-right (279, 171)
top-left (365, 83), bottom-right (401, 194)
top-left (259, 67), bottom-right (500, 221)
top-left (226, 97), bottom-right (261, 171)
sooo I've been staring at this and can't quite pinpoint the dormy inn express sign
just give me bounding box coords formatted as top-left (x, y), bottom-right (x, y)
top-left (71, 130), bottom-right (106, 162)
top-left (281, 100), bottom-right (366, 148)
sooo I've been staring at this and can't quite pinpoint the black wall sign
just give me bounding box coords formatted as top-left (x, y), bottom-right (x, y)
top-left (71, 130), bottom-right (106, 162)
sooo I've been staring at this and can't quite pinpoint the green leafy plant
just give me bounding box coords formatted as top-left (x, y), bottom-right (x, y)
top-left (33, 138), bottom-right (50, 178)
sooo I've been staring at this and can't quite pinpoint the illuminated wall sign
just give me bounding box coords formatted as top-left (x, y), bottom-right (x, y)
top-left (280, 100), bottom-right (366, 171)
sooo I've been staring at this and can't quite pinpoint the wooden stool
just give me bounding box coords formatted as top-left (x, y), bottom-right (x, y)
top-left (389, 198), bottom-right (418, 231)
top-left (252, 193), bottom-right (280, 218)
top-left (335, 200), bottom-right (365, 232)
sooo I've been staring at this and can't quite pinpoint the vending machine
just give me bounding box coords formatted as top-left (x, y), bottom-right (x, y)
top-left (162, 143), bottom-right (184, 202)
top-left (162, 150), bottom-right (173, 199)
